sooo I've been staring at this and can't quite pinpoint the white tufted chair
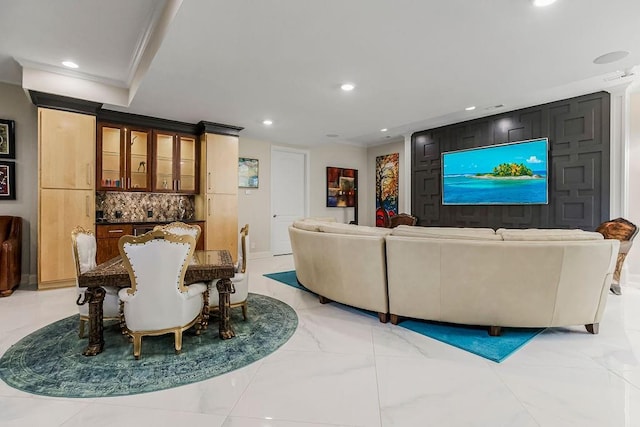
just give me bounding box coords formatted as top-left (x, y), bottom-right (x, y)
top-left (153, 221), bottom-right (201, 241)
top-left (209, 224), bottom-right (250, 320)
top-left (118, 230), bottom-right (207, 359)
top-left (71, 226), bottom-right (121, 338)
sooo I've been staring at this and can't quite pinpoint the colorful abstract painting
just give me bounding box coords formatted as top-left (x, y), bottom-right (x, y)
top-left (375, 153), bottom-right (399, 226)
top-left (326, 167), bottom-right (357, 207)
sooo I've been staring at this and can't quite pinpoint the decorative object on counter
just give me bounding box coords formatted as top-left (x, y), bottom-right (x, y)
top-left (96, 192), bottom-right (195, 222)
top-left (0, 119), bottom-right (15, 159)
top-left (0, 161), bottom-right (16, 200)
top-left (238, 157), bottom-right (259, 188)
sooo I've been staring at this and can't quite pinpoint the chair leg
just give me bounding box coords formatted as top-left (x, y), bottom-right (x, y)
top-left (489, 326), bottom-right (502, 336)
top-left (242, 302), bottom-right (248, 321)
top-left (78, 318), bottom-right (86, 338)
top-left (175, 330), bottom-right (183, 354)
top-left (585, 323), bottom-right (599, 334)
top-left (133, 334), bottom-right (142, 360)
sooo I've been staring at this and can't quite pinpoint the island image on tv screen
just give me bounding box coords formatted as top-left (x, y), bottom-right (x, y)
top-left (442, 138), bottom-right (548, 205)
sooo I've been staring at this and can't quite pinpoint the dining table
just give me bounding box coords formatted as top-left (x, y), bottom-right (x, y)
top-left (77, 249), bottom-right (236, 356)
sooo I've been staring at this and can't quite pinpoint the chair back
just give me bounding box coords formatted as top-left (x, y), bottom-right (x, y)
top-left (154, 221), bottom-right (201, 241)
top-left (71, 226), bottom-right (97, 278)
top-left (596, 217), bottom-right (638, 254)
top-left (238, 224), bottom-right (249, 273)
top-left (119, 230), bottom-right (195, 327)
top-left (389, 213), bottom-right (418, 228)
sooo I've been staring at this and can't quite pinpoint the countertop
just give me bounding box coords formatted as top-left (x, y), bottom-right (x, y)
top-left (95, 219), bottom-right (204, 226)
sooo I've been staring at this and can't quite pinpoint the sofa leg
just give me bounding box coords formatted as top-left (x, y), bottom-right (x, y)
top-left (489, 326), bottom-right (502, 336)
top-left (378, 312), bottom-right (389, 323)
top-left (390, 314), bottom-right (400, 325)
top-left (585, 323), bottom-right (599, 334)
top-left (318, 295), bottom-right (331, 304)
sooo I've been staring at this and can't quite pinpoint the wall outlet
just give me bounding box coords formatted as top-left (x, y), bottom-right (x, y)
top-left (147, 209), bottom-right (153, 218)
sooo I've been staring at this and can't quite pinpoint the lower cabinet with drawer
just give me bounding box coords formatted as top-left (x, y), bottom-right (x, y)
top-left (96, 224), bottom-right (133, 264)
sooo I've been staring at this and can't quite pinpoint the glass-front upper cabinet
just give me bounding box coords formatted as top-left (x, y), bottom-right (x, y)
top-left (97, 123), bottom-right (152, 192)
top-left (178, 134), bottom-right (197, 193)
top-left (152, 131), bottom-right (199, 194)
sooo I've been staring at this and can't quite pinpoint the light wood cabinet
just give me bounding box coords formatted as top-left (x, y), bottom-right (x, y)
top-left (205, 134), bottom-right (238, 194)
top-left (39, 189), bottom-right (94, 286)
top-left (39, 108), bottom-right (95, 190)
top-left (152, 131), bottom-right (199, 194)
top-left (38, 108), bottom-right (96, 289)
top-left (96, 123), bottom-right (152, 191)
top-left (196, 133), bottom-right (238, 261)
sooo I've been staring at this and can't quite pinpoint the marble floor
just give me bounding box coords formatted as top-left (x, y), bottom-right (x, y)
top-left (1, 254), bottom-right (640, 427)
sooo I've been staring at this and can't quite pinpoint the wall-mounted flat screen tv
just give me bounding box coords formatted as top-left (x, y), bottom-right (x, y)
top-left (442, 138), bottom-right (549, 205)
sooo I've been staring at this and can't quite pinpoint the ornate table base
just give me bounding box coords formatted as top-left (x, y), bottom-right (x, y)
top-left (81, 287), bottom-right (105, 356)
top-left (217, 278), bottom-right (236, 339)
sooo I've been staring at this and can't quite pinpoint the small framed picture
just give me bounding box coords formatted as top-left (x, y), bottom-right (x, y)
top-left (0, 119), bottom-right (15, 159)
top-left (0, 161), bottom-right (16, 200)
top-left (238, 157), bottom-right (259, 188)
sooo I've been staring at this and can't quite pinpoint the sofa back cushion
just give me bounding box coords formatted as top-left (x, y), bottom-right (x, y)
top-left (391, 225), bottom-right (501, 241)
top-left (319, 222), bottom-right (393, 236)
top-left (499, 229), bottom-right (604, 241)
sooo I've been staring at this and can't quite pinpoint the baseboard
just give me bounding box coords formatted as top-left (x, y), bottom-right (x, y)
top-left (20, 274), bottom-right (38, 286)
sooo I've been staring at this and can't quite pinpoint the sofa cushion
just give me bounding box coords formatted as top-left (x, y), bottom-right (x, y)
top-left (500, 230), bottom-right (604, 241)
top-left (292, 220), bottom-right (326, 232)
top-left (391, 225), bottom-right (502, 240)
top-left (318, 222), bottom-right (393, 236)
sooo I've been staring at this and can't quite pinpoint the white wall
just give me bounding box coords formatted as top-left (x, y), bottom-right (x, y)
top-left (0, 82), bottom-right (38, 283)
top-left (625, 91), bottom-right (640, 282)
top-left (238, 137), bottom-right (272, 257)
top-left (307, 143), bottom-right (369, 225)
top-left (238, 137), bottom-right (370, 255)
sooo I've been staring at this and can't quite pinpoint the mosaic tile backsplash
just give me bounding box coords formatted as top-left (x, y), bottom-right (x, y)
top-left (96, 192), bottom-right (196, 222)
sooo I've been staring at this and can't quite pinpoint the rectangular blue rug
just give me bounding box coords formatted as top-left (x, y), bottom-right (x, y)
top-left (263, 270), bottom-right (544, 362)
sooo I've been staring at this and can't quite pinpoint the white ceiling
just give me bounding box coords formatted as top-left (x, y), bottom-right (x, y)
top-left (2, 0), bottom-right (640, 147)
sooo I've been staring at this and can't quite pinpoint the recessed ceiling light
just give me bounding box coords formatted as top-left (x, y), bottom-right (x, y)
top-left (532, 0), bottom-right (557, 6)
top-left (465, 106), bottom-right (476, 111)
top-left (62, 60), bottom-right (79, 69)
top-left (340, 83), bottom-right (355, 91)
top-left (380, 128), bottom-right (388, 132)
top-left (593, 51), bottom-right (629, 65)
top-left (262, 119), bottom-right (273, 126)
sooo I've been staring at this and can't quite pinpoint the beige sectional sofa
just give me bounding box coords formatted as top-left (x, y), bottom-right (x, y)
top-left (289, 220), bottom-right (620, 335)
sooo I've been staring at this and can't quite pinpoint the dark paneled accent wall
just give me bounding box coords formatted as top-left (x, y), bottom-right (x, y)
top-left (411, 91), bottom-right (610, 230)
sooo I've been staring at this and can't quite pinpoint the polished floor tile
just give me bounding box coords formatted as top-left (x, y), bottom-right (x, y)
top-left (1, 254), bottom-right (640, 426)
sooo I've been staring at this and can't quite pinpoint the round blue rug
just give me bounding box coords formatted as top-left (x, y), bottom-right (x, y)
top-left (0, 293), bottom-right (297, 398)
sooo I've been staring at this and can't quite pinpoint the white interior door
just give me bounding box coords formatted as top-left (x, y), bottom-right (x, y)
top-left (271, 147), bottom-right (307, 255)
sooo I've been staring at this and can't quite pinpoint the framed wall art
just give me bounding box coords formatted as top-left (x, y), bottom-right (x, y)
top-left (326, 166), bottom-right (357, 207)
top-left (0, 119), bottom-right (15, 159)
top-left (376, 153), bottom-right (399, 226)
top-left (238, 157), bottom-right (259, 188)
top-left (0, 161), bottom-right (16, 200)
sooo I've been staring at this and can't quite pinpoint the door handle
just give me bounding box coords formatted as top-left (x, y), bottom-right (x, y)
top-left (85, 195), bottom-right (90, 217)
top-left (207, 172), bottom-right (211, 191)
top-left (273, 214), bottom-right (276, 218)
top-left (86, 163), bottom-right (92, 185)
top-left (208, 198), bottom-right (212, 216)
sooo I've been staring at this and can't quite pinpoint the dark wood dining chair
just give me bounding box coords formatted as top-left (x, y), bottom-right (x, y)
top-left (388, 213), bottom-right (418, 228)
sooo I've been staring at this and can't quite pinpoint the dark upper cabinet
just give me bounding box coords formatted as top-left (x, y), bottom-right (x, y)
top-left (97, 122), bottom-right (152, 192)
top-left (152, 130), bottom-right (199, 194)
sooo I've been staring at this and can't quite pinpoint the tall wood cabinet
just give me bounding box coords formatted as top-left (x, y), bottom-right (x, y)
top-left (196, 132), bottom-right (238, 261)
top-left (38, 108), bottom-right (96, 289)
